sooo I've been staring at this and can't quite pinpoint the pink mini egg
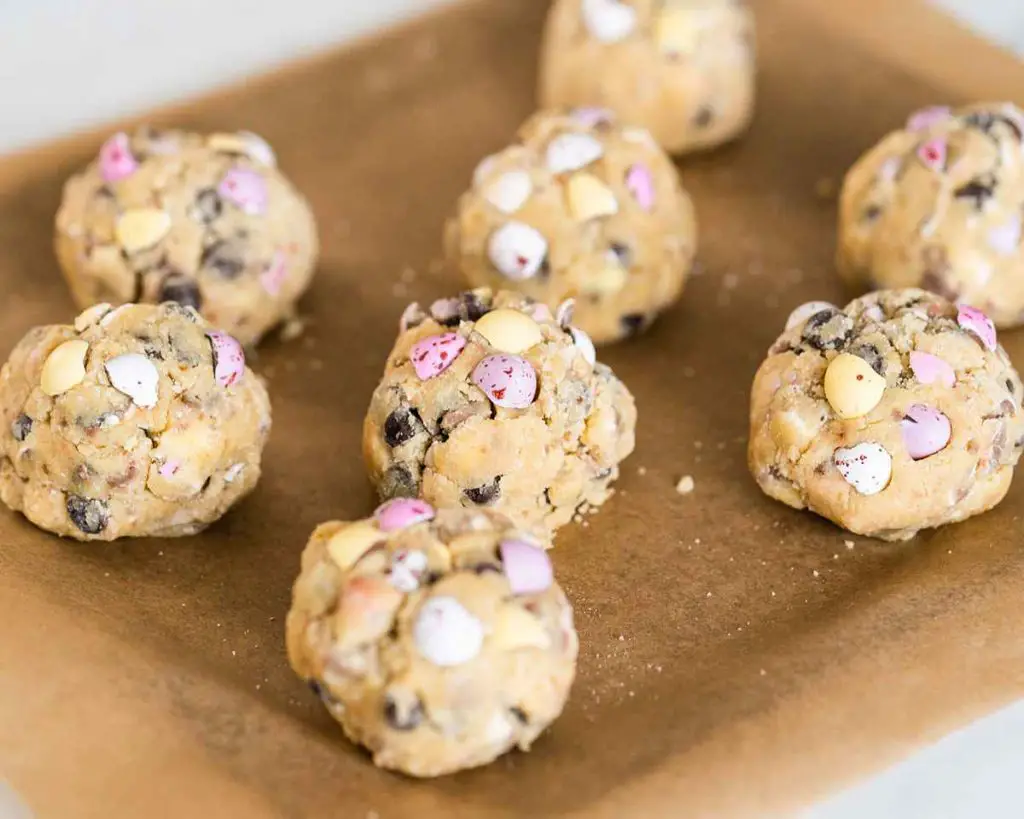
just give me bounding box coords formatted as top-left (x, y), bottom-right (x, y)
top-left (411, 333), bottom-right (467, 380)
top-left (906, 106), bottom-right (951, 132)
top-left (499, 539), bottom-right (553, 595)
top-left (260, 251), bottom-right (288, 295)
top-left (909, 351), bottom-right (956, 388)
top-left (99, 132), bottom-right (139, 183)
top-left (472, 354), bottom-right (537, 409)
top-left (625, 163), bottom-right (656, 211)
top-left (218, 167), bottom-right (268, 216)
top-left (957, 304), bottom-right (997, 350)
top-left (206, 331), bottom-right (246, 388)
top-left (376, 498), bottom-right (435, 532)
top-left (901, 404), bottom-right (951, 460)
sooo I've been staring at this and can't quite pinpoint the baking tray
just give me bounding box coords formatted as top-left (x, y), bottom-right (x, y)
top-left (2, 1), bottom-right (1024, 816)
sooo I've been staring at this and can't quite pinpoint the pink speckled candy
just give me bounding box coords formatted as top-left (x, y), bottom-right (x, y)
top-left (917, 138), bottom-right (947, 171)
top-left (906, 106), bottom-right (951, 132)
top-left (472, 354), bottom-right (537, 409)
top-left (376, 498), bottom-right (435, 532)
top-left (626, 164), bottom-right (656, 211)
top-left (158, 459), bottom-right (181, 478)
top-left (957, 304), bottom-right (997, 350)
top-left (834, 442), bottom-right (892, 496)
top-left (571, 107), bottom-right (615, 128)
top-left (99, 132), bottom-right (138, 182)
top-left (901, 404), bottom-right (951, 460)
top-left (909, 351), bottom-right (956, 388)
top-left (411, 333), bottom-right (467, 380)
top-left (499, 539), bottom-right (553, 595)
top-left (206, 331), bottom-right (246, 388)
top-left (218, 167), bottom-right (268, 215)
top-left (260, 251), bottom-right (288, 295)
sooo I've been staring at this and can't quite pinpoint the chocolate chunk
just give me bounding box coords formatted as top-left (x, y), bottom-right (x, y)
top-left (381, 464), bottom-right (418, 499)
top-left (384, 694), bottom-right (424, 731)
top-left (66, 495), bottom-right (109, 535)
top-left (1006, 378), bottom-right (1016, 394)
top-left (800, 309), bottom-right (853, 351)
top-left (693, 106), bottom-right (715, 128)
top-left (862, 204), bottom-right (882, 223)
top-left (307, 679), bottom-right (338, 705)
top-left (609, 241), bottom-right (632, 268)
top-left (461, 291), bottom-right (491, 323)
top-left (160, 275), bottom-right (203, 311)
top-left (510, 707), bottom-right (529, 725)
top-left (537, 255), bottom-right (551, 279)
top-left (11, 414), bottom-right (32, 442)
top-left (190, 188), bottom-right (223, 223)
top-left (620, 313), bottom-right (649, 337)
top-left (464, 476), bottom-right (501, 505)
top-left (201, 240), bottom-right (244, 279)
top-left (963, 111), bottom-right (1023, 142)
top-left (438, 402), bottom-right (491, 442)
top-left (848, 342), bottom-right (885, 376)
top-left (473, 562), bottom-right (502, 575)
top-left (954, 176), bottom-right (996, 210)
top-left (383, 407), bottom-right (424, 447)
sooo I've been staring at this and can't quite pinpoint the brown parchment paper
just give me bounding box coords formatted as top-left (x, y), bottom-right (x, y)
top-left (1, 1), bottom-right (1023, 817)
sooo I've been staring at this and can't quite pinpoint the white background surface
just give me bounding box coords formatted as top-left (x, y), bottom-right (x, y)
top-left (1, 1), bottom-right (1024, 817)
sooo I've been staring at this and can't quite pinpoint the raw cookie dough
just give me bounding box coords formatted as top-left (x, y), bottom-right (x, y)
top-left (0, 302), bottom-right (271, 541)
top-left (538, 0), bottom-right (756, 155)
top-left (839, 103), bottom-right (1024, 328)
top-left (749, 289), bottom-right (1024, 541)
top-left (55, 127), bottom-right (319, 346)
top-left (363, 289), bottom-right (636, 533)
top-left (445, 110), bottom-right (696, 344)
top-left (286, 502), bottom-right (578, 777)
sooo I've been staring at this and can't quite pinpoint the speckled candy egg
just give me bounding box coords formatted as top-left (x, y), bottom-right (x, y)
top-left (749, 288), bottom-right (1024, 540)
top-left (286, 506), bottom-right (578, 777)
top-left (444, 110), bottom-right (696, 344)
top-left (362, 289), bottom-right (636, 534)
top-left (0, 302), bottom-right (271, 541)
top-left (538, 0), bottom-right (756, 155)
top-left (839, 103), bottom-right (1024, 329)
top-left (55, 127), bottom-right (319, 346)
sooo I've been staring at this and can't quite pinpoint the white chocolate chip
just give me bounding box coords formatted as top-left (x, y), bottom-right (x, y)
top-left (484, 171), bottom-right (533, 214)
top-left (99, 304), bottom-right (134, 327)
top-left (566, 172), bottom-right (619, 221)
top-left (105, 353), bottom-right (160, 408)
top-left (581, 264), bottom-right (627, 295)
top-left (621, 127), bottom-right (659, 149)
top-left (474, 309), bottom-right (544, 353)
top-left (40, 340), bottom-right (89, 397)
top-left (413, 596), bottom-right (485, 667)
top-left (115, 208), bottom-right (172, 254)
top-left (569, 326), bottom-right (597, 366)
top-left (490, 606), bottom-right (551, 651)
top-left (784, 301), bottom-right (837, 331)
top-left (834, 443), bottom-right (892, 496)
top-left (326, 520), bottom-right (383, 571)
top-left (73, 303), bottom-right (113, 332)
top-left (546, 133), bottom-right (604, 174)
top-left (655, 7), bottom-right (701, 56)
top-left (487, 221), bottom-right (548, 280)
top-left (581, 0), bottom-right (637, 43)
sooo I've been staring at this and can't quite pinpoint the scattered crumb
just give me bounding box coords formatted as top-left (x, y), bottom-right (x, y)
top-left (391, 282), bottom-right (409, 298)
top-left (618, 635), bottom-right (625, 641)
top-left (694, 537), bottom-right (701, 544)
top-left (400, 266), bottom-right (417, 284)
top-left (844, 540), bottom-right (855, 549)
top-left (815, 176), bottom-right (836, 199)
top-left (675, 475), bottom-right (695, 495)
top-left (694, 440), bottom-right (703, 449)
top-left (813, 569), bottom-right (820, 578)
top-left (637, 466), bottom-right (647, 476)
top-left (683, 366), bottom-right (696, 378)
top-left (705, 591), bottom-right (713, 598)
top-left (279, 318), bottom-right (305, 342)
top-left (309, 358), bottom-right (324, 372)
top-left (760, 669), bottom-right (767, 676)
top-left (832, 554), bottom-right (839, 560)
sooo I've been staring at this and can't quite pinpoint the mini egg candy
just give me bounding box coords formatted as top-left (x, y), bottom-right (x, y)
top-left (834, 442), bottom-right (892, 496)
top-left (917, 138), bottom-right (947, 171)
top-left (545, 132), bottom-right (604, 174)
top-left (376, 498), bottom-right (435, 532)
top-left (105, 352), bottom-right (160, 408)
top-left (901, 404), bottom-right (951, 460)
top-left (499, 538), bottom-right (554, 595)
top-left (410, 333), bottom-right (467, 380)
top-left (474, 309), bottom-right (543, 353)
top-left (484, 171), bottom-right (533, 215)
top-left (487, 222), bottom-right (549, 280)
top-left (906, 106), bottom-right (951, 132)
top-left (327, 520), bottom-right (385, 571)
top-left (957, 304), bottom-right (997, 350)
top-left (785, 301), bottom-right (837, 331)
top-left (98, 132), bottom-right (138, 183)
top-left (580, 0), bottom-right (637, 43)
top-left (472, 354), bottom-right (538, 409)
top-left (40, 340), bottom-right (90, 397)
top-left (625, 163), bottom-right (656, 211)
top-left (824, 353), bottom-right (887, 419)
top-left (206, 331), bottom-right (246, 388)
top-left (413, 596), bottom-right (486, 667)
top-left (218, 167), bottom-right (268, 216)
top-left (909, 351), bottom-right (956, 388)
top-left (569, 326), bottom-right (597, 366)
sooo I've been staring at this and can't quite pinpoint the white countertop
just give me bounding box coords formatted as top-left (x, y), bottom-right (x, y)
top-left (2, 1), bottom-right (1024, 817)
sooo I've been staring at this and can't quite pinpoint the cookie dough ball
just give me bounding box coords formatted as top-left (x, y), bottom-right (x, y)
top-left (286, 503), bottom-right (578, 777)
top-left (0, 302), bottom-right (271, 541)
top-left (538, 0), bottom-right (756, 155)
top-left (445, 110), bottom-right (696, 344)
top-left (839, 103), bottom-right (1024, 328)
top-left (749, 290), bottom-right (1024, 541)
top-left (363, 289), bottom-right (636, 533)
top-left (55, 127), bottom-right (318, 346)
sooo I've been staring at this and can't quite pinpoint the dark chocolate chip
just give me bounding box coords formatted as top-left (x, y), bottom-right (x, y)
top-left (160, 275), bottom-right (203, 311)
top-left (620, 313), bottom-right (648, 337)
top-left (963, 111), bottom-right (1023, 142)
top-left (473, 563), bottom-right (502, 575)
top-left (96, 185), bottom-right (115, 199)
top-left (848, 342), bottom-right (885, 376)
top-left (423, 570), bottom-right (444, 585)
top-left (464, 476), bottom-right (501, 505)
top-left (384, 694), bottom-right (424, 731)
top-left (862, 204), bottom-right (882, 223)
top-left (693, 106), bottom-right (715, 128)
top-left (201, 476), bottom-right (212, 493)
top-left (800, 309), bottom-right (853, 351)
top-left (307, 679), bottom-right (338, 705)
top-left (383, 407), bottom-right (424, 448)
top-left (1006, 378), bottom-right (1016, 394)
top-left (954, 177), bottom-right (996, 210)
top-left (461, 291), bottom-right (491, 323)
top-left (609, 242), bottom-right (632, 268)
top-left (66, 495), bottom-right (109, 535)
top-left (510, 707), bottom-right (529, 725)
top-left (191, 188), bottom-right (223, 223)
top-left (381, 464), bottom-right (418, 499)
top-left (201, 240), bottom-right (245, 279)
top-left (11, 414), bottom-right (32, 442)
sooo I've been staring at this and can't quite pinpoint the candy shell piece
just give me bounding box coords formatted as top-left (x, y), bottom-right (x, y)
top-left (581, 0), bottom-right (637, 43)
top-left (413, 596), bottom-right (485, 667)
top-left (569, 326), bottom-right (596, 366)
top-left (546, 133), bottom-right (604, 174)
top-left (410, 333), bottom-right (467, 380)
top-left (219, 167), bottom-right (268, 216)
top-left (556, 299), bottom-right (576, 327)
top-left (570, 107), bottom-right (615, 129)
top-left (988, 217), bottom-right (1022, 256)
top-left (834, 443), bottom-right (892, 496)
top-left (566, 173), bottom-right (619, 221)
top-left (487, 222), bottom-right (548, 280)
top-left (909, 351), bottom-right (956, 388)
top-left (484, 171), bottom-right (533, 214)
top-left (73, 303), bottom-right (113, 332)
top-left (917, 138), bottom-right (947, 171)
top-left (785, 301), bottom-right (837, 331)
top-left (901, 404), bottom-right (951, 460)
top-left (906, 106), bottom-right (951, 132)
top-left (115, 208), bottom-right (171, 254)
top-left (824, 353), bottom-right (887, 420)
top-left (105, 353), bottom-right (160, 408)
top-left (260, 251), bottom-right (288, 295)
top-left (327, 520), bottom-right (383, 571)
top-left (474, 309), bottom-right (543, 353)
top-left (40, 340), bottom-right (90, 397)
top-left (499, 539), bottom-right (554, 595)
top-left (472, 355), bottom-right (538, 409)
top-left (625, 164), bottom-right (656, 212)
top-left (388, 549), bottom-right (429, 593)
top-left (206, 331), bottom-right (246, 388)
top-left (957, 304), bottom-right (997, 351)
top-left (99, 132), bottom-right (139, 183)
top-left (376, 498), bottom-right (435, 532)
